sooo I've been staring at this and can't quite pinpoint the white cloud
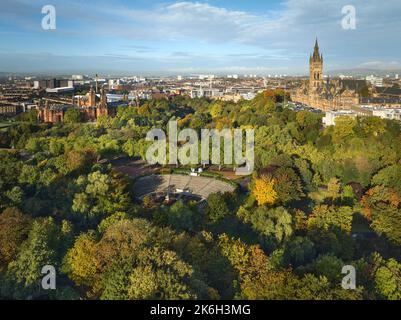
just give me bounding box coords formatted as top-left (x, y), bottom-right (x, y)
top-left (358, 60), bottom-right (401, 69)
top-left (1, 0), bottom-right (401, 73)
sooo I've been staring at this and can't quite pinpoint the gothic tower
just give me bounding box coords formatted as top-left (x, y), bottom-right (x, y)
top-left (97, 86), bottom-right (108, 118)
top-left (88, 86), bottom-right (96, 106)
top-left (309, 38), bottom-right (323, 91)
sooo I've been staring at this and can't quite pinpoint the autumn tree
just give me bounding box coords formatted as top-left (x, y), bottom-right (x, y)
top-left (361, 186), bottom-right (401, 244)
top-left (0, 208), bottom-right (32, 269)
top-left (272, 167), bottom-right (304, 204)
top-left (307, 205), bottom-right (354, 234)
top-left (252, 175), bottom-right (277, 206)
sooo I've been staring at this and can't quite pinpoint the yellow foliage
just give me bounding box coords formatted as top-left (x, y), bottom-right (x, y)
top-left (253, 175), bottom-right (277, 206)
top-left (63, 234), bottom-right (100, 288)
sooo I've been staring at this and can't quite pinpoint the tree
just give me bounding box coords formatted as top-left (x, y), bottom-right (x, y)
top-left (273, 167), bottom-right (304, 204)
top-left (168, 200), bottom-right (194, 231)
top-left (19, 109), bottom-right (38, 123)
top-left (372, 164), bottom-right (401, 194)
top-left (249, 206), bottom-right (293, 244)
top-left (217, 234), bottom-right (290, 300)
top-left (72, 171), bottom-right (131, 221)
top-left (7, 218), bottom-right (63, 296)
top-left (205, 193), bottom-right (230, 223)
top-left (360, 117), bottom-right (386, 137)
top-left (331, 116), bottom-right (357, 145)
top-left (312, 254), bottom-right (344, 283)
top-left (100, 259), bottom-right (132, 300)
top-left (252, 175), bottom-right (277, 206)
top-left (127, 248), bottom-right (196, 300)
top-left (123, 139), bottom-right (136, 157)
top-left (284, 273), bottom-right (362, 300)
top-left (283, 237), bottom-right (316, 268)
top-left (361, 186), bottom-right (401, 244)
top-left (327, 177), bottom-right (341, 200)
top-left (4, 186), bottom-right (24, 206)
top-left (209, 102), bottom-right (224, 119)
top-left (18, 164), bottom-right (39, 186)
top-left (49, 138), bottom-right (65, 156)
top-left (0, 208), bottom-right (32, 269)
top-left (63, 148), bottom-right (96, 174)
top-left (63, 219), bottom-right (205, 299)
top-left (307, 205), bottom-right (354, 234)
top-left (64, 108), bottom-right (82, 124)
top-left (374, 255), bottom-right (401, 300)
top-left (62, 232), bottom-right (100, 289)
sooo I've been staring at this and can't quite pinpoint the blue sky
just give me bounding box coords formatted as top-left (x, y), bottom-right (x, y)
top-left (1, 0), bottom-right (400, 75)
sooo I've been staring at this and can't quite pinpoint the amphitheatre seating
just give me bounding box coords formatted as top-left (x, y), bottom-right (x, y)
top-left (133, 174), bottom-right (236, 200)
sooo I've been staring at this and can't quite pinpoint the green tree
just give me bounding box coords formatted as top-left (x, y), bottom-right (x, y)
top-left (249, 206), bottom-right (293, 244)
top-left (312, 254), bottom-right (344, 283)
top-left (64, 108), bottom-right (82, 124)
top-left (168, 200), bottom-right (194, 231)
top-left (283, 237), bottom-right (316, 268)
top-left (7, 218), bottom-right (63, 297)
top-left (307, 205), bottom-right (354, 234)
top-left (4, 186), bottom-right (24, 206)
top-left (127, 248), bottom-right (196, 300)
top-left (205, 193), bottom-right (230, 223)
top-left (374, 255), bottom-right (401, 300)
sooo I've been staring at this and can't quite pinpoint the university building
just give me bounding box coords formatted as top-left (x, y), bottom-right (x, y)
top-left (291, 39), bottom-right (363, 111)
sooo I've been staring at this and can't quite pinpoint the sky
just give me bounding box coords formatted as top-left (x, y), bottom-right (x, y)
top-left (0, 0), bottom-right (401, 75)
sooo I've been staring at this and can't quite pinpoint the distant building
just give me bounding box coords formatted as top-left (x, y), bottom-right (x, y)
top-left (322, 110), bottom-right (358, 126)
top-left (45, 87), bottom-right (75, 94)
top-left (198, 75), bottom-right (215, 80)
top-left (372, 108), bottom-right (401, 121)
top-left (366, 75), bottom-right (384, 87)
top-left (292, 39), bottom-right (363, 111)
top-left (37, 86), bottom-right (117, 123)
top-left (34, 79), bottom-right (75, 90)
top-left (322, 107), bottom-right (401, 126)
top-left (227, 75), bottom-right (239, 79)
top-left (72, 75), bottom-right (84, 80)
top-left (0, 104), bottom-right (23, 117)
top-left (190, 88), bottom-right (222, 99)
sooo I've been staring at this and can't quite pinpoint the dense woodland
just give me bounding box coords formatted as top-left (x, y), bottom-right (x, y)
top-left (0, 90), bottom-right (400, 300)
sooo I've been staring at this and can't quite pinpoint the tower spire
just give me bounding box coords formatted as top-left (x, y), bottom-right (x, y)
top-left (313, 38), bottom-right (321, 61)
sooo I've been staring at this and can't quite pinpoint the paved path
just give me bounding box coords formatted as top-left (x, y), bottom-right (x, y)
top-left (133, 174), bottom-right (236, 200)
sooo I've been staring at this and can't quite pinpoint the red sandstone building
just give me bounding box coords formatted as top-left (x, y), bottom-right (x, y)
top-left (37, 86), bottom-right (117, 123)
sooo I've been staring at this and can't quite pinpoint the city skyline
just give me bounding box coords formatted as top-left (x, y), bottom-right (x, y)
top-left (1, 0), bottom-right (401, 75)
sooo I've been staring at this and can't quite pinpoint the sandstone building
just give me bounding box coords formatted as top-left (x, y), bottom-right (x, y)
top-left (291, 39), bottom-right (363, 111)
top-left (37, 86), bottom-right (117, 123)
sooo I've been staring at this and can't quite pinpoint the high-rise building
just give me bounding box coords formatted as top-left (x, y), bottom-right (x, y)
top-left (366, 75), bottom-right (384, 87)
